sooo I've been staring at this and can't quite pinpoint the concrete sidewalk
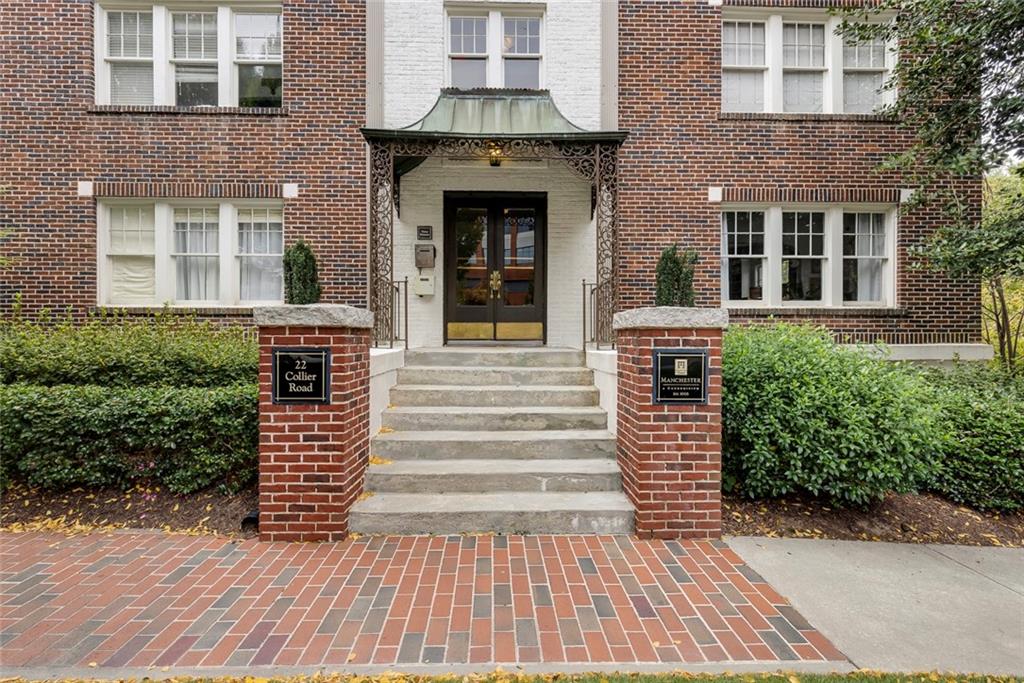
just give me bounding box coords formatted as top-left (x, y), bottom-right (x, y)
top-left (727, 536), bottom-right (1024, 676)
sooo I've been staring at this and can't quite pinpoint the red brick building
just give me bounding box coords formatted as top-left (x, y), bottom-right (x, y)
top-left (1, 0), bottom-right (986, 359)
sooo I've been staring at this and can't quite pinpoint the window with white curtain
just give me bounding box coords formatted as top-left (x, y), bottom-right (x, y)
top-left (447, 10), bottom-right (543, 89)
top-left (721, 21), bottom-right (766, 112)
top-left (106, 11), bottom-right (154, 105)
top-left (843, 34), bottom-right (887, 113)
top-left (99, 200), bottom-right (284, 307)
top-left (174, 207), bottom-right (220, 301)
top-left (720, 13), bottom-right (893, 114)
top-left (721, 205), bottom-right (896, 307)
top-left (843, 212), bottom-right (886, 302)
top-left (782, 23), bottom-right (826, 113)
top-left (95, 4), bottom-right (284, 107)
top-left (238, 208), bottom-right (284, 301)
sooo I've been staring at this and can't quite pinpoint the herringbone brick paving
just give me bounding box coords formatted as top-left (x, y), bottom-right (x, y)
top-left (0, 531), bottom-right (846, 668)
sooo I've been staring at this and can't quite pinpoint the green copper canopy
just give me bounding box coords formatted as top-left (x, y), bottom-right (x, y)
top-left (361, 89), bottom-right (627, 142)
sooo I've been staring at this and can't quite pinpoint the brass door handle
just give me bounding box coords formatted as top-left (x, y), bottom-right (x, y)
top-left (489, 270), bottom-right (502, 299)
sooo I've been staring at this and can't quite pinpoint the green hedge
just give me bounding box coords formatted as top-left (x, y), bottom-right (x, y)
top-left (0, 311), bottom-right (257, 387)
top-left (722, 324), bottom-right (943, 506)
top-left (927, 367), bottom-right (1024, 512)
top-left (0, 383), bottom-right (258, 493)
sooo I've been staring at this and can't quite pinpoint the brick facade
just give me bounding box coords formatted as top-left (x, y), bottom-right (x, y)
top-left (616, 0), bottom-right (982, 345)
top-left (1, 0), bottom-right (983, 348)
top-left (616, 322), bottom-right (724, 539)
top-left (258, 324), bottom-right (370, 542)
top-left (1, 0), bottom-right (366, 318)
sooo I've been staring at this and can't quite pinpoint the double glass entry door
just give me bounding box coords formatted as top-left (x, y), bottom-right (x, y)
top-left (444, 194), bottom-right (546, 342)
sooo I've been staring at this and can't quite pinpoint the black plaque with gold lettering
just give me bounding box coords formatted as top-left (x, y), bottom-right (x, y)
top-left (652, 348), bottom-right (708, 405)
top-left (271, 348), bottom-right (331, 404)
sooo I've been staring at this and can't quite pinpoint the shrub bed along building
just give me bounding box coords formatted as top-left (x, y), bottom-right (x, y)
top-left (1, 314), bottom-right (1020, 514)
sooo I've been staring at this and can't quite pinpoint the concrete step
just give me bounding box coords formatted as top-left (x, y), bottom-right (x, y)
top-left (381, 406), bottom-right (608, 432)
top-left (349, 492), bottom-right (634, 535)
top-left (390, 384), bottom-right (599, 408)
top-left (397, 365), bottom-right (593, 386)
top-left (404, 347), bottom-right (585, 368)
top-left (372, 429), bottom-right (616, 460)
top-left (365, 459), bottom-right (621, 493)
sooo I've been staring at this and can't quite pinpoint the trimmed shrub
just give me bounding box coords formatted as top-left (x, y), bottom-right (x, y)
top-left (654, 245), bottom-right (698, 307)
top-left (0, 312), bottom-right (257, 387)
top-left (927, 366), bottom-right (1024, 512)
top-left (722, 324), bottom-right (943, 506)
top-left (283, 239), bottom-right (322, 304)
top-left (0, 383), bottom-right (258, 494)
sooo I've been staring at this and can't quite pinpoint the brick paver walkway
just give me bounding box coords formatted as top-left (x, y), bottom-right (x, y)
top-left (0, 531), bottom-right (846, 669)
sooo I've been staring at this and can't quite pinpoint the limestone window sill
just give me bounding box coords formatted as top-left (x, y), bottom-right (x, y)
top-left (93, 305), bottom-right (255, 317)
top-left (728, 306), bottom-right (907, 318)
top-left (718, 112), bottom-right (896, 124)
top-left (88, 105), bottom-right (289, 116)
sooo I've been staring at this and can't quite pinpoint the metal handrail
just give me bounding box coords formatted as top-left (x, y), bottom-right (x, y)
top-left (582, 279), bottom-right (615, 350)
top-left (374, 277), bottom-right (409, 349)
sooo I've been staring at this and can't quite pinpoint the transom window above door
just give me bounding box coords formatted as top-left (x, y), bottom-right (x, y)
top-left (721, 12), bottom-right (893, 114)
top-left (447, 11), bottom-right (543, 89)
top-left (96, 4), bottom-right (283, 108)
top-left (721, 205), bottom-right (896, 307)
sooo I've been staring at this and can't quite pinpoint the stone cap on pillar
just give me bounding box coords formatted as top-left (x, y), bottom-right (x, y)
top-left (253, 304), bottom-right (375, 329)
top-left (613, 306), bottom-right (729, 330)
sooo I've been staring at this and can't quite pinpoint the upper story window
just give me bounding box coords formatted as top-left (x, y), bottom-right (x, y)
top-left (95, 4), bottom-right (283, 108)
top-left (447, 10), bottom-right (543, 90)
top-left (721, 206), bottom-right (896, 307)
top-left (721, 13), bottom-right (893, 115)
top-left (99, 200), bottom-right (284, 307)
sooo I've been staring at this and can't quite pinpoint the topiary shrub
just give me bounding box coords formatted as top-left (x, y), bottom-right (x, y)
top-left (283, 239), bottom-right (322, 305)
top-left (722, 324), bottom-right (943, 506)
top-left (926, 366), bottom-right (1024, 512)
top-left (0, 383), bottom-right (258, 494)
top-left (654, 245), bottom-right (698, 307)
top-left (0, 310), bottom-right (256, 387)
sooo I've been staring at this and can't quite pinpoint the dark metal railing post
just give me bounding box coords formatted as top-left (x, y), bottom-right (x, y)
top-left (403, 276), bottom-right (409, 349)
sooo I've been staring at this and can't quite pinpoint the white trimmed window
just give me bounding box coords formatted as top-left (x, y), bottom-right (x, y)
top-left (721, 12), bottom-right (893, 114)
top-left (447, 10), bottom-right (543, 89)
top-left (95, 4), bottom-right (283, 108)
top-left (721, 206), bottom-right (896, 307)
top-left (106, 11), bottom-right (155, 105)
top-left (99, 200), bottom-right (284, 306)
top-left (722, 21), bottom-right (766, 112)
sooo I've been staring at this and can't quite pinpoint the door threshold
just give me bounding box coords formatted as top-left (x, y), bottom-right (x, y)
top-left (445, 340), bottom-right (545, 347)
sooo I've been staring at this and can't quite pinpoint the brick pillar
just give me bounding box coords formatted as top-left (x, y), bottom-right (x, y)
top-left (614, 307), bottom-right (728, 539)
top-left (254, 305), bottom-right (374, 542)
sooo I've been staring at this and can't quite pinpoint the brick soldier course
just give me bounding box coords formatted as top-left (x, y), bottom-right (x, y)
top-left (615, 308), bottom-right (726, 539)
top-left (256, 305), bottom-right (373, 542)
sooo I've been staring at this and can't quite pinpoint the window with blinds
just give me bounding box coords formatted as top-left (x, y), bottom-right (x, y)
top-left (106, 11), bottom-right (154, 105)
top-left (97, 5), bottom-right (285, 107)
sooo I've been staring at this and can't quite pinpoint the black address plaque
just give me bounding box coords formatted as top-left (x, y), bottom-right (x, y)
top-left (652, 348), bottom-right (709, 405)
top-left (271, 347), bottom-right (331, 404)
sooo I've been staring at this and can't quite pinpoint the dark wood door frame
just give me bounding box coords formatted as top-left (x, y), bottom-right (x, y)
top-left (443, 191), bottom-right (548, 344)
